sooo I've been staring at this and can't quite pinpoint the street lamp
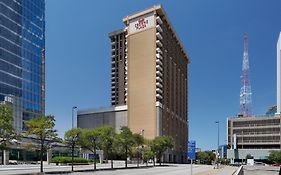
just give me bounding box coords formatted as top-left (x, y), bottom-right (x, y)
top-left (71, 106), bottom-right (77, 172)
top-left (215, 121), bottom-right (220, 169)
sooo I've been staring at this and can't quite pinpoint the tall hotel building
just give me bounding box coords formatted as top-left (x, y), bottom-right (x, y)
top-left (0, 0), bottom-right (45, 131)
top-left (78, 5), bottom-right (190, 163)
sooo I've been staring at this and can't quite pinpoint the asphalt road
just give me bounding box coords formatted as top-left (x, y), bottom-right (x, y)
top-left (0, 162), bottom-right (238, 175)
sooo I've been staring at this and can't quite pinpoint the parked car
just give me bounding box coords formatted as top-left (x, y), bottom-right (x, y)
top-left (271, 163), bottom-right (281, 166)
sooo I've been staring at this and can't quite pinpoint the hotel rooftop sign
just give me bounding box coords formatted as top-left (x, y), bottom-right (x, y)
top-left (128, 12), bottom-right (155, 35)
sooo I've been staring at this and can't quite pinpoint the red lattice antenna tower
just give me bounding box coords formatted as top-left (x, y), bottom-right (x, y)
top-left (240, 33), bottom-right (252, 117)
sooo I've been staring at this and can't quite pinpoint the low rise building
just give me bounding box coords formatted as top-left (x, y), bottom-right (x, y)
top-left (77, 105), bottom-right (127, 133)
top-left (227, 115), bottom-right (281, 162)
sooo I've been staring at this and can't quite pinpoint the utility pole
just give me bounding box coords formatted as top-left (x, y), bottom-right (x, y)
top-left (215, 121), bottom-right (220, 169)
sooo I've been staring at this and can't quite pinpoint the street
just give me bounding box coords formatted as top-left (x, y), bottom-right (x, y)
top-left (0, 163), bottom-right (238, 175)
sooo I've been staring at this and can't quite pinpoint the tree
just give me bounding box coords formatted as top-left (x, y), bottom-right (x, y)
top-left (150, 136), bottom-right (174, 166)
top-left (118, 126), bottom-right (135, 168)
top-left (133, 133), bottom-right (144, 167)
top-left (0, 104), bottom-right (17, 164)
top-left (98, 125), bottom-right (116, 169)
top-left (246, 154), bottom-right (253, 159)
top-left (269, 150), bottom-right (281, 163)
top-left (142, 145), bottom-right (154, 166)
top-left (196, 151), bottom-right (208, 164)
top-left (26, 115), bottom-right (58, 173)
top-left (64, 128), bottom-right (82, 171)
top-left (196, 151), bottom-right (216, 165)
top-left (79, 128), bottom-right (100, 170)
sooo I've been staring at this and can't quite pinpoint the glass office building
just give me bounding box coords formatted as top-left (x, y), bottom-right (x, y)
top-left (0, 0), bottom-right (45, 131)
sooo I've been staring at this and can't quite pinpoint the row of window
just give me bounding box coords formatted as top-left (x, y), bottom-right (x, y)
top-left (0, 36), bottom-right (43, 67)
top-left (0, 49), bottom-right (42, 75)
top-left (0, 79), bottom-right (42, 98)
top-left (1, 0), bottom-right (44, 31)
top-left (0, 12), bottom-right (44, 48)
top-left (0, 26), bottom-right (44, 58)
top-left (0, 58), bottom-right (42, 85)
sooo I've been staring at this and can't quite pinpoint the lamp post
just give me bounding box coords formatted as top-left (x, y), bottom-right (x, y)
top-left (215, 121), bottom-right (220, 169)
top-left (140, 129), bottom-right (144, 166)
top-left (71, 106), bottom-right (77, 172)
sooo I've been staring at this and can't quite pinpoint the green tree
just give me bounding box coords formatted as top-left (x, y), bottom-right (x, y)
top-left (79, 128), bottom-right (100, 170)
top-left (246, 154), bottom-right (253, 159)
top-left (98, 125), bottom-right (116, 169)
top-left (196, 151), bottom-right (208, 164)
top-left (133, 133), bottom-right (144, 167)
top-left (269, 150), bottom-right (281, 163)
top-left (142, 145), bottom-right (154, 166)
top-left (196, 151), bottom-right (216, 165)
top-left (0, 104), bottom-right (17, 164)
top-left (150, 136), bottom-right (174, 166)
top-left (26, 115), bottom-right (58, 173)
top-left (118, 126), bottom-right (135, 168)
top-left (64, 128), bottom-right (82, 171)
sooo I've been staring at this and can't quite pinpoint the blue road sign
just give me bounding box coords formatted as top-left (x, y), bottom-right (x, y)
top-left (188, 140), bottom-right (196, 160)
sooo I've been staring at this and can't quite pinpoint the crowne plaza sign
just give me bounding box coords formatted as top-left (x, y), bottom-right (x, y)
top-left (128, 12), bottom-right (155, 34)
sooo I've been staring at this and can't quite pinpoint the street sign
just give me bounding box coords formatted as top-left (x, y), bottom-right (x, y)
top-left (188, 140), bottom-right (196, 160)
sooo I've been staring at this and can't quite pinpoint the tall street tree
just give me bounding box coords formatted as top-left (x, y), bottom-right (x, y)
top-left (64, 128), bottom-right (82, 171)
top-left (98, 125), bottom-right (116, 169)
top-left (0, 104), bottom-right (17, 164)
top-left (118, 126), bottom-right (135, 168)
top-left (79, 128), bottom-right (100, 170)
top-left (133, 133), bottom-right (144, 167)
top-left (150, 136), bottom-right (174, 166)
top-left (26, 115), bottom-right (58, 173)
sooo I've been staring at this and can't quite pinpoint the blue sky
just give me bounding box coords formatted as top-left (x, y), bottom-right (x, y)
top-left (45, 0), bottom-right (281, 150)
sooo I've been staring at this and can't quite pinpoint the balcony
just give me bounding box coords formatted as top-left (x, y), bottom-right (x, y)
top-left (156, 59), bottom-right (163, 66)
top-left (156, 53), bottom-right (163, 60)
top-left (156, 16), bottom-right (163, 25)
top-left (156, 25), bottom-right (163, 33)
top-left (156, 88), bottom-right (163, 94)
top-left (156, 64), bottom-right (163, 71)
top-left (156, 76), bottom-right (163, 82)
top-left (156, 40), bottom-right (163, 47)
top-left (156, 48), bottom-right (163, 54)
top-left (156, 82), bottom-right (163, 88)
top-left (156, 70), bottom-right (163, 77)
top-left (156, 32), bottom-right (163, 40)
top-left (111, 41), bottom-right (116, 45)
top-left (156, 93), bottom-right (163, 99)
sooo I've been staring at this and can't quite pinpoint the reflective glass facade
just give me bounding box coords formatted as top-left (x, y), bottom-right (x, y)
top-left (0, 0), bottom-right (45, 131)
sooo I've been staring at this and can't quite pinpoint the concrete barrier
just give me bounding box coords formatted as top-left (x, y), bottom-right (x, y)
top-left (233, 166), bottom-right (243, 175)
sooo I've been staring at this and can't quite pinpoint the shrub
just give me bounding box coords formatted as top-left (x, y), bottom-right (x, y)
top-left (51, 156), bottom-right (89, 164)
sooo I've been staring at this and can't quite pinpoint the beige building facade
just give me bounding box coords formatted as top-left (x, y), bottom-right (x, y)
top-left (79, 5), bottom-right (190, 163)
top-left (227, 115), bottom-right (281, 162)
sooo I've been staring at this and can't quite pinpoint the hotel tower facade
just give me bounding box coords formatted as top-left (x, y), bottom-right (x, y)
top-left (78, 5), bottom-right (190, 163)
